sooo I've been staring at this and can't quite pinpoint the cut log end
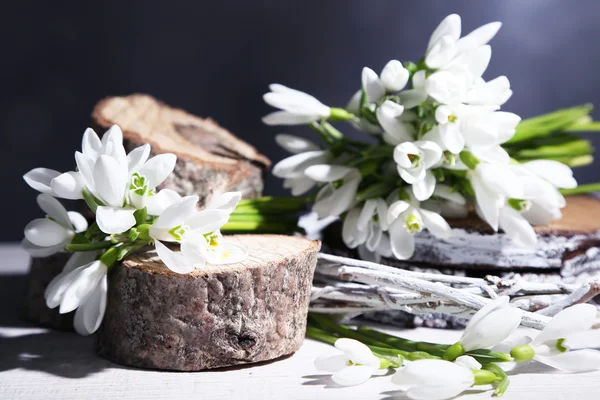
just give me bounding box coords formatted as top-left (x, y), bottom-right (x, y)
top-left (91, 94), bottom-right (270, 204)
top-left (97, 235), bottom-right (321, 371)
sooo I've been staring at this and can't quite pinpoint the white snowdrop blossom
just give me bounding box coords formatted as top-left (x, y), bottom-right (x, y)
top-left (392, 359), bottom-right (475, 400)
top-left (457, 296), bottom-right (522, 352)
top-left (22, 194), bottom-right (88, 257)
top-left (306, 165), bottom-right (362, 218)
top-left (362, 60), bottom-right (410, 103)
top-left (503, 304), bottom-right (600, 372)
top-left (421, 184), bottom-right (468, 219)
top-left (272, 134), bottom-right (330, 196)
top-left (263, 84), bottom-right (331, 125)
top-left (376, 100), bottom-right (416, 145)
top-left (44, 255), bottom-right (108, 336)
top-left (314, 338), bottom-right (382, 386)
top-left (394, 141), bottom-right (442, 200)
top-left (342, 198), bottom-right (388, 251)
top-left (386, 192), bottom-right (451, 259)
top-left (150, 192), bottom-right (245, 274)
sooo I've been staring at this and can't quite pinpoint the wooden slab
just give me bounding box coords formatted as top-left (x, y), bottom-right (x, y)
top-left (97, 235), bottom-right (321, 371)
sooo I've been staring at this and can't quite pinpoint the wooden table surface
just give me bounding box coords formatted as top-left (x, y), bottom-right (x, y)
top-left (1, 244), bottom-right (599, 400)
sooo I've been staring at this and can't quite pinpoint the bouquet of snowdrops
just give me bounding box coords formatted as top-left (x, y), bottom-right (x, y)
top-left (263, 13), bottom-right (600, 262)
top-left (22, 125), bottom-right (249, 335)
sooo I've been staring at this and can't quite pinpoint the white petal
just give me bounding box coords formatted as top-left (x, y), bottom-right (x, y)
top-left (262, 111), bottom-right (319, 125)
top-left (23, 168), bottom-right (61, 194)
top-left (425, 66), bottom-right (471, 104)
top-left (464, 297), bottom-right (510, 337)
top-left (180, 233), bottom-right (209, 266)
top-left (314, 353), bottom-right (349, 373)
top-left (81, 128), bottom-right (102, 160)
top-left (460, 307), bottom-right (522, 351)
top-left (523, 160), bottom-right (577, 189)
top-left (331, 366), bottom-right (374, 387)
top-left (24, 218), bottom-right (71, 247)
top-left (532, 304), bottom-right (597, 347)
top-left (272, 150), bottom-right (329, 178)
top-left (406, 383), bottom-right (472, 400)
top-left (380, 60), bottom-right (409, 92)
top-left (412, 172), bottom-right (436, 201)
top-left (439, 123), bottom-right (465, 154)
top-left (75, 151), bottom-right (95, 194)
top-left (205, 192), bottom-right (242, 214)
top-left (535, 350), bottom-right (600, 372)
top-left (472, 145), bottom-right (510, 165)
top-left (398, 89), bottom-right (428, 109)
top-left (466, 76), bottom-right (512, 106)
top-left (472, 174), bottom-right (502, 231)
top-left (563, 330), bottom-right (600, 351)
top-left (275, 134), bottom-right (320, 154)
top-left (492, 334), bottom-right (532, 354)
top-left (433, 184), bottom-right (466, 205)
top-left (448, 45), bottom-right (491, 80)
top-left (357, 200), bottom-right (377, 232)
top-left (139, 153), bottom-right (177, 188)
top-left (146, 189), bottom-right (182, 216)
top-left (499, 207), bottom-right (537, 248)
top-left (420, 208), bottom-right (451, 239)
top-left (68, 212), bottom-right (88, 233)
top-left (21, 238), bottom-right (66, 258)
top-left (393, 360), bottom-right (473, 393)
top-left (127, 144), bottom-right (151, 173)
top-left (427, 14), bottom-right (461, 52)
top-left (101, 125), bottom-right (123, 148)
top-left (51, 171), bottom-right (84, 200)
top-left (457, 21), bottom-right (502, 51)
top-left (377, 101), bottom-right (413, 144)
top-left (96, 206), bottom-right (136, 234)
top-left (387, 200), bottom-right (411, 222)
top-left (93, 155), bottom-right (127, 207)
top-left (416, 141), bottom-right (443, 169)
top-left (153, 195), bottom-right (199, 229)
top-left (36, 193), bottom-right (72, 228)
top-left (455, 356), bottom-right (482, 371)
top-left (205, 243), bottom-right (247, 265)
top-left (59, 261), bottom-right (107, 314)
top-left (264, 87), bottom-right (329, 117)
top-left (389, 219), bottom-right (415, 259)
top-left (425, 35), bottom-right (457, 69)
top-left (73, 275), bottom-right (107, 335)
top-left (478, 163), bottom-right (523, 198)
top-left (186, 209), bottom-right (230, 233)
top-left (154, 240), bottom-right (195, 274)
top-left (285, 177), bottom-right (316, 196)
top-left (362, 67), bottom-right (385, 103)
top-left (45, 268), bottom-right (79, 309)
top-left (305, 165), bottom-right (353, 183)
top-left (343, 208), bottom-right (368, 249)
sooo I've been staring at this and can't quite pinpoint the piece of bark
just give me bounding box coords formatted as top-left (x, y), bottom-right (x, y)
top-left (22, 253), bottom-right (74, 330)
top-left (91, 94), bottom-right (271, 204)
top-left (97, 235), bottom-right (321, 371)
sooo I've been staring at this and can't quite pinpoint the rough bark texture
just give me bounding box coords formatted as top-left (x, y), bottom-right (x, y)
top-left (91, 94), bottom-right (271, 204)
top-left (97, 235), bottom-right (321, 371)
top-left (22, 253), bottom-right (74, 330)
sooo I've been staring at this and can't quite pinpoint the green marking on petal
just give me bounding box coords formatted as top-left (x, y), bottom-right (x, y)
top-left (556, 338), bottom-right (568, 353)
top-left (168, 225), bottom-right (189, 241)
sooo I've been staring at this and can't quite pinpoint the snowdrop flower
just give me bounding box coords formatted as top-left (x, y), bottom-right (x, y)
top-left (263, 84), bottom-right (331, 125)
top-left (521, 159), bottom-right (577, 190)
top-left (386, 192), bottom-right (451, 259)
top-left (392, 359), bottom-right (475, 400)
top-left (273, 134), bottom-right (329, 195)
top-left (425, 64), bottom-right (473, 105)
top-left (342, 198), bottom-right (388, 250)
top-left (314, 338), bottom-right (382, 386)
top-left (362, 60), bottom-right (410, 103)
top-left (357, 232), bottom-right (394, 263)
top-left (498, 200), bottom-right (538, 248)
top-left (452, 296), bottom-right (522, 354)
top-left (398, 70), bottom-right (428, 109)
top-left (504, 304), bottom-right (600, 372)
top-left (306, 165), bottom-right (362, 218)
top-left (23, 168), bottom-right (62, 196)
top-left (421, 184), bottom-right (468, 219)
top-left (394, 141), bottom-right (442, 200)
top-left (376, 100), bottom-right (416, 144)
top-left (150, 192), bottom-right (244, 274)
top-left (465, 76), bottom-right (513, 106)
top-left (44, 255), bottom-right (108, 336)
top-left (22, 194), bottom-right (88, 257)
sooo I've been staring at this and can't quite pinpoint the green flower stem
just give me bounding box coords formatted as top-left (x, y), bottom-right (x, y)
top-left (560, 182), bottom-right (600, 195)
top-left (565, 121), bottom-right (600, 131)
top-left (308, 313), bottom-right (390, 348)
top-left (511, 138), bottom-right (592, 160)
top-left (66, 241), bottom-right (113, 252)
top-left (459, 151), bottom-right (480, 169)
top-left (309, 121), bottom-right (337, 145)
top-left (483, 363), bottom-right (510, 397)
top-left (329, 107), bottom-right (355, 122)
top-left (82, 190), bottom-right (100, 213)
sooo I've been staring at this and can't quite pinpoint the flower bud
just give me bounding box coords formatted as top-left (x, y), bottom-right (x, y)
top-left (510, 344), bottom-right (535, 362)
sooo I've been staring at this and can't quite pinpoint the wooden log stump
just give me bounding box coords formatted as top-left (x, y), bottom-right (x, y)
top-left (91, 94), bottom-right (271, 204)
top-left (24, 94), bottom-right (270, 331)
top-left (97, 235), bottom-right (321, 371)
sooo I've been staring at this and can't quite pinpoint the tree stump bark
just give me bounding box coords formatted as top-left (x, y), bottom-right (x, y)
top-left (24, 94), bottom-right (270, 331)
top-left (91, 94), bottom-right (271, 204)
top-left (97, 235), bottom-right (321, 371)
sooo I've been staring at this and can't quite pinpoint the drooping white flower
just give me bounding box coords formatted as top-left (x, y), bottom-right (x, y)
top-left (386, 193), bottom-right (452, 259)
top-left (263, 84), bottom-right (331, 125)
top-left (376, 100), bottom-right (416, 144)
top-left (499, 304), bottom-right (600, 372)
top-left (465, 76), bottom-right (513, 106)
top-left (314, 338), bottom-right (382, 386)
top-left (398, 70), bottom-right (429, 109)
top-left (459, 296), bottom-right (522, 352)
top-left (150, 192), bottom-right (244, 274)
top-left (498, 201), bottom-right (538, 248)
top-left (22, 194), bottom-right (88, 257)
top-left (342, 198), bottom-right (388, 251)
top-left (421, 184), bottom-right (469, 219)
top-left (522, 159), bottom-right (577, 190)
top-left (272, 134), bottom-right (329, 196)
top-left (394, 141), bottom-right (442, 201)
top-left (23, 168), bottom-right (62, 195)
top-left (362, 60), bottom-right (410, 103)
top-left (392, 359), bottom-right (475, 400)
top-left (44, 256), bottom-right (108, 336)
top-left (306, 165), bottom-right (362, 218)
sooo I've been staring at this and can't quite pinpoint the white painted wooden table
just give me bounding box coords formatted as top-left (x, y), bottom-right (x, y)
top-left (1, 244), bottom-right (599, 400)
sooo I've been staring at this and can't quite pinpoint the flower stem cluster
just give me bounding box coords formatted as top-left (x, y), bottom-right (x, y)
top-left (263, 13), bottom-right (600, 260)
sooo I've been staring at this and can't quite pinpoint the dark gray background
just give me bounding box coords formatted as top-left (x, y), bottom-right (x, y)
top-left (2, 0), bottom-right (599, 241)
